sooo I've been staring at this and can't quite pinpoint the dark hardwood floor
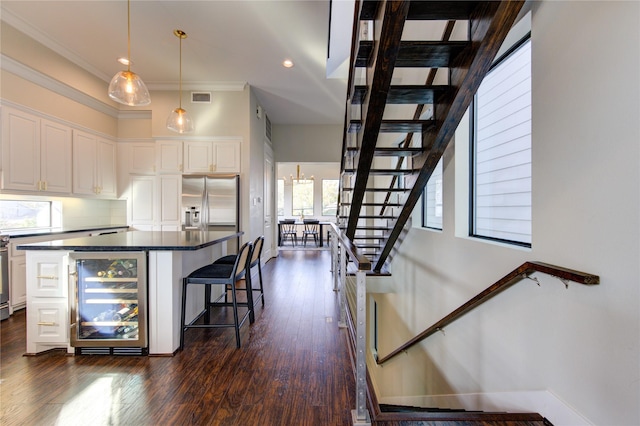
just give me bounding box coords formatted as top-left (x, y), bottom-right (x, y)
top-left (0, 250), bottom-right (356, 426)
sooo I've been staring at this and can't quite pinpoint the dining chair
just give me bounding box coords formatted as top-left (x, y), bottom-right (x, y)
top-left (302, 218), bottom-right (320, 247)
top-left (279, 219), bottom-right (298, 246)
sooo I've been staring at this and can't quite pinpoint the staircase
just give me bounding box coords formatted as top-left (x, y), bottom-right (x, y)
top-left (339, 0), bottom-right (525, 272)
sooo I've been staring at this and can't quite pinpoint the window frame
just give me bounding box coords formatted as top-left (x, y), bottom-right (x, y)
top-left (291, 180), bottom-right (314, 217)
top-left (0, 199), bottom-right (54, 231)
top-left (321, 179), bottom-right (339, 217)
top-left (422, 157), bottom-right (444, 231)
top-left (469, 34), bottom-right (532, 248)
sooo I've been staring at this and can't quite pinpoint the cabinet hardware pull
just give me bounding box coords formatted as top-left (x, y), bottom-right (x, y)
top-left (37, 322), bottom-right (56, 326)
top-left (36, 275), bottom-right (58, 280)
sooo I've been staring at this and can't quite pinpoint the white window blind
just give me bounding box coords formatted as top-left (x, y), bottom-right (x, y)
top-left (473, 39), bottom-right (531, 245)
top-left (423, 157), bottom-right (443, 230)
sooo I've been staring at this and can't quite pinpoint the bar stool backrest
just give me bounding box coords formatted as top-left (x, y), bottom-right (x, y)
top-left (233, 242), bottom-right (252, 280)
top-left (251, 236), bottom-right (264, 266)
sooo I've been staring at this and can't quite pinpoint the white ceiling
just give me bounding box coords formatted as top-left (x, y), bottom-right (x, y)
top-left (0, 0), bottom-right (351, 125)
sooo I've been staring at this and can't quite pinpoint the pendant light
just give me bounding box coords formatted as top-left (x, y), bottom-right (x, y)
top-left (166, 29), bottom-right (194, 133)
top-left (107, 0), bottom-right (151, 106)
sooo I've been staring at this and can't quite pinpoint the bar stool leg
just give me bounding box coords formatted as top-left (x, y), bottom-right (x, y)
top-left (258, 262), bottom-right (265, 306)
top-left (230, 281), bottom-right (241, 348)
top-left (180, 278), bottom-right (188, 350)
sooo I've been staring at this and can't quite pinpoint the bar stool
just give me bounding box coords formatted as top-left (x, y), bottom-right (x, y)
top-left (180, 241), bottom-right (253, 349)
top-left (213, 235), bottom-right (265, 308)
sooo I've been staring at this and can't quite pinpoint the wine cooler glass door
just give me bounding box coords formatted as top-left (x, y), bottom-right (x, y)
top-left (69, 252), bottom-right (147, 348)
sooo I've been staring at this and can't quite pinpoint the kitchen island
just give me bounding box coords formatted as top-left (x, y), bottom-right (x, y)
top-left (18, 230), bottom-right (242, 356)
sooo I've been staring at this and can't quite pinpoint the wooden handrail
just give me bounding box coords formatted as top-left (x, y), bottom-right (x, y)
top-left (328, 223), bottom-right (371, 272)
top-left (376, 261), bottom-right (599, 365)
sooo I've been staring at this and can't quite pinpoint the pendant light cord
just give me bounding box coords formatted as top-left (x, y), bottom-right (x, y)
top-left (179, 34), bottom-right (183, 109)
top-left (127, 0), bottom-right (131, 72)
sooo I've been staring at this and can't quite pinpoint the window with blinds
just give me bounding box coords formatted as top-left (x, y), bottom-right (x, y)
top-left (472, 38), bottom-right (531, 246)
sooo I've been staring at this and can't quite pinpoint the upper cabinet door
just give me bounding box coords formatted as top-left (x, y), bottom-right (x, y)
top-left (72, 131), bottom-right (117, 198)
top-left (130, 143), bottom-right (156, 175)
top-left (72, 130), bottom-right (98, 196)
top-left (96, 138), bottom-right (117, 198)
top-left (1, 107), bottom-right (40, 191)
top-left (213, 141), bottom-right (241, 174)
top-left (183, 141), bottom-right (213, 174)
top-left (40, 119), bottom-right (72, 194)
top-left (156, 140), bottom-right (183, 174)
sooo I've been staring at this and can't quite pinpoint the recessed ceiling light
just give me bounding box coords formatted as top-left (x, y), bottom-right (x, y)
top-left (283, 59), bottom-right (294, 68)
top-left (117, 57), bottom-right (132, 66)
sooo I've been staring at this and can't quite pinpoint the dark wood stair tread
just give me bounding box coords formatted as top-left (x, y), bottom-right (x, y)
top-left (357, 40), bottom-right (469, 68)
top-left (352, 85), bottom-right (450, 105)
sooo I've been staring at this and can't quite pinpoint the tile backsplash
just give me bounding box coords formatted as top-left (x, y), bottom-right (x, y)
top-left (61, 198), bottom-right (126, 227)
top-left (0, 194), bottom-right (126, 228)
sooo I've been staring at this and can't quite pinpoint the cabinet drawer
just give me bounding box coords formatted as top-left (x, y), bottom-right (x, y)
top-left (27, 252), bottom-right (68, 298)
top-left (28, 300), bottom-right (68, 343)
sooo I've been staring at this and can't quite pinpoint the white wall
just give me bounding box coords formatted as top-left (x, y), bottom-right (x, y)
top-left (370, 2), bottom-right (640, 425)
top-left (273, 124), bottom-right (342, 163)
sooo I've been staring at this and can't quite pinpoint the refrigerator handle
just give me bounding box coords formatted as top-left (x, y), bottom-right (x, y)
top-left (202, 187), bottom-right (209, 229)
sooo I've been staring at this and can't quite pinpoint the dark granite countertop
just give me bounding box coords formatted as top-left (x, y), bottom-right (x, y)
top-left (16, 230), bottom-right (242, 252)
top-left (5, 225), bottom-right (130, 239)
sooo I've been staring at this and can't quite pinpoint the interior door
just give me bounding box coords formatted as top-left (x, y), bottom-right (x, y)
top-left (263, 143), bottom-right (274, 260)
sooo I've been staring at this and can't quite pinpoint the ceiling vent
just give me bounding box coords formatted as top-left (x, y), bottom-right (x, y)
top-left (191, 92), bottom-right (211, 103)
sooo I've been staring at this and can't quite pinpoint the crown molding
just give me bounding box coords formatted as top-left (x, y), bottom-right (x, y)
top-left (1, 54), bottom-right (119, 118)
top-left (147, 81), bottom-right (247, 92)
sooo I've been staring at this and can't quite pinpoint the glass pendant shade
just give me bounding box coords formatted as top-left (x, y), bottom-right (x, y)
top-left (108, 70), bottom-right (151, 106)
top-left (108, 0), bottom-right (150, 106)
top-left (166, 107), bottom-right (194, 133)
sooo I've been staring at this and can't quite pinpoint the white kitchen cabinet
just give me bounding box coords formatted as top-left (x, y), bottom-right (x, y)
top-left (9, 257), bottom-right (27, 311)
top-left (156, 140), bottom-right (183, 174)
top-left (1, 107), bottom-right (72, 194)
top-left (184, 140), bottom-right (241, 174)
top-left (212, 140), bottom-right (241, 173)
top-left (183, 141), bottom-right (213, 173)
top-left (73, 130), bottom-right (117, 198)
top-left (128, 175), bottom-right (181, 231)
top-left (25, 250), bottom-right (72, 354)
top-left (129, 143), bottom-right (156, 175)
top-left (129, 175), bottom-right (155, 226)
top-left (157, 174), bottom-right (182, 229)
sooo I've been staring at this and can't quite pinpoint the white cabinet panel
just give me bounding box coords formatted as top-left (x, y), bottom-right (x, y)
top-left (27, 300), bottom-right (68, 343)
top-left (26, 251), bottom-right (69, 353)
top-left (40, 119), bottom-right (72, 193)
top-left (1, 108), bottom-right (72, 194)
top-left (97, 138), bottom-right (117, 197)
top-left (130, 143), bottom-right (156, 175)
top-left (73, 130), bottom-right (117, 198)
top-left (1, 108), bottom-right (40, 191)
top-left (73, 130), bottom-right (98, 195)
top-left (213, 141), bottom-right (241, 173)
top-left (130, 175), bottom-right (155, 224)
top-left (184, 141), bottom-right (213, 173)
top-left (158, 175), bottom-right (182, 225)
top-left (156, 140), bottom-right (183, 174)
top-left (9, 258), bottom-right (26, 310)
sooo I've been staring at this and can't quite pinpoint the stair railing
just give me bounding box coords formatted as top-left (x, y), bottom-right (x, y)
top-left (328, 223), bottom-right (372, 425)
top-left (376, 261), bottom-right (600, 365)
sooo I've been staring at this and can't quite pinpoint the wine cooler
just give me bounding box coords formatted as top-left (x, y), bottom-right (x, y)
top-left (69, 252), bottom-right (147, 355)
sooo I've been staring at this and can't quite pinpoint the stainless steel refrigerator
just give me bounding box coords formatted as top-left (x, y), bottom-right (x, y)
top-left (181, 174), bottom-right (240, 252)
